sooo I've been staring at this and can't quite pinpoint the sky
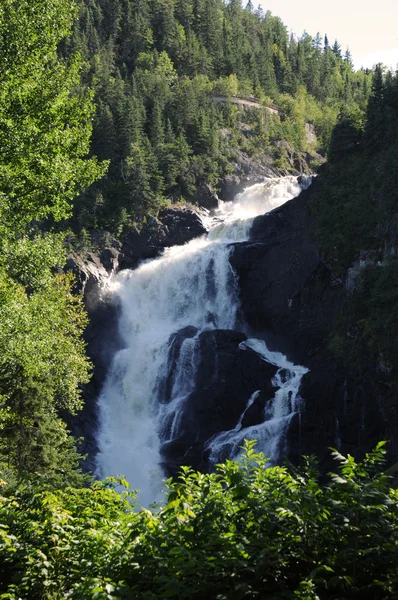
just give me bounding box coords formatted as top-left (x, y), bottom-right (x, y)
top-left (260, 0), bottom-right (398, 70)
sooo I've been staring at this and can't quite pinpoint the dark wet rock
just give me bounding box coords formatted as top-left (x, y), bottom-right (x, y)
top-left (240, 391), bottom-right (269, 429)
top-left (160, 326), bottom-right (199, 403)
top-left (160, 328), bottom-right (278, 476)
top-left (64, 253), bottom-right (122, 473)
top-left (189, 181), bottom-right (219, 210)
top-left (69, 288), bottom-right (121, 473)
top-left (230, 178), bottom-right (396, 468)
top-left (119, 208), bottom-right (207, 270)
top-left (159, 206), bottom-right (207, 245)
top-left (119, 226), bottom-right (160, 270)
top-left (231, 181), bottom-right (345, 361)
top-left (65, 252), bottom-right (108, 296)
top-left (100, 247), bottom-right (120, 273)
top-left (229, 182), bottom-right (347, 463)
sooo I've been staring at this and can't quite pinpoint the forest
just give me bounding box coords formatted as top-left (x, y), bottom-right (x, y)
top-left (1, 0), bottom-right (398, 598)
top-left (62, 0), bottom-right (371, 234)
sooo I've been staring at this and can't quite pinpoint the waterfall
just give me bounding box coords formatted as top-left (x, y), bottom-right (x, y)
top-left (206, 339), bottom-right (308, 465)
top-left (96, 176), bottom-right (308, 505)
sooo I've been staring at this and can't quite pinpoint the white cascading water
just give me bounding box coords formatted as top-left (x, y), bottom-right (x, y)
top-left (96, 176), bottom-right (309, 505)
top-left (206, 339), bottom-right (309, 465)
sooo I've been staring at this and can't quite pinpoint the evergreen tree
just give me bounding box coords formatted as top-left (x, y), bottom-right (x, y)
top-left (344, 47), bottom-right (353, 66)
top-left (332, 39), bottom-right (342, 58)
top-left (313, 31), bottom-right (322, 50)
top-left (58, 0), bottom-right (372, 231)
top-left (364, 64), bottom-right (385, 151)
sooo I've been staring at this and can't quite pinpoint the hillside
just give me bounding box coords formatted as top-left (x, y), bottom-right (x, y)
top-left (62, 0), bottom-right (371, 235)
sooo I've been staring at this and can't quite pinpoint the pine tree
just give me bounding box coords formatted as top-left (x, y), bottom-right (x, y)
top-left (332, 39), bottom-right (342, 58)
top-left (364, 64), bottom-right (385, 151)
top-left (344, 47), bottom-right (353, 66)
top-left (150, 97), bottom-right (165, 147)
top-left (313, 31), bottom-right (322, 50)
top-left (255, 4), bottom-right (264, 19)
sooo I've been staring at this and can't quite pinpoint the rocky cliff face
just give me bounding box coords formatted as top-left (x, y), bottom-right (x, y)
top-left (158, 328), bottom-right (279, 476)
top-left (217, 148), bottom-right (324, 202)
top-left (231, 180), bottom-right (396, 468)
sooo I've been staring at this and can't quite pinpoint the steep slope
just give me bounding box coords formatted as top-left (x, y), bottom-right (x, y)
top-left (232, 179), bottom-right (395, 468)
top-left (62, 0), bottom-right (370, 234)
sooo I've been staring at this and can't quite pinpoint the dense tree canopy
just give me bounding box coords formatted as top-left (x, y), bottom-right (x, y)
top-left (0, 0), bottom-right (105, 228)
top-left (62, 0), bottom-right (372, 233)
top-left (312, 65), bottom-right (398, 384)
top-left (0, 0), bottom-right (106, 485)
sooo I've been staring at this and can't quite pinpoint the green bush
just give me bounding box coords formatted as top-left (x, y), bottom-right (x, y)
top-left (1, 442), bottom-right (397, 599)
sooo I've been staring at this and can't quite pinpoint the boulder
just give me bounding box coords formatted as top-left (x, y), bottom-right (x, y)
top-left (159, 328), bottom-right (278, 476)
top-left (119, 225), bottom-right (162, 270)
top-left (100, 247), bottom-right (120, 273)
top-left (65, 252), bottom-right (108, 297)
top-left (189, 181), bottom-right (219, 210)
top-left (158, 206), bottom-right (207, 245)
top-left (119, 208), bottom-right (207, 270)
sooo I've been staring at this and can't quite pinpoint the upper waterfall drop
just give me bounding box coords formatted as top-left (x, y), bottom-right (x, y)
top-left (96, 176), bottom-right (308, 505)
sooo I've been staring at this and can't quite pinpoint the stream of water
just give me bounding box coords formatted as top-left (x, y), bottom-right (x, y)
top-left (96, 177), bottom-right (309, 505)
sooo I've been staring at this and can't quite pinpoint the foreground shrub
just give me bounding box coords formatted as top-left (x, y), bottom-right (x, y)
top-left (1, 441), bottom-right (397, 599)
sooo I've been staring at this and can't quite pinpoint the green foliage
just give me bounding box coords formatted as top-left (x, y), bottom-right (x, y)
top-left (312, 66), bottom-right (398, 378)
top-left (329, 261), bottom-right (398, 375)
top-left (0, 232), bottom-right (66, 292)
top-left (0, 0), bottom-right (104, 484)
top-left (0, 0), bottom-right (107, 228)
top-left (1, 443), bottom-right (398, 599)
top-left (0, 273), bottom-right (91, 482)
top-left (64, 0), bottom-right (371, 233)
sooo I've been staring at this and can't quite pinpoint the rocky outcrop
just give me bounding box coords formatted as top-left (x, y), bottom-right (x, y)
top-left (65, 253), bottom-right (122, 472)
top-left (119, 208), bottom-right (207, 270)
top-left (230, 179), bottom-right (397, 469)
top-left (188, 181), bottom-right (219, 210)
top-left (231, 182), bottom-right (344, 360)
top-left (218, 148), bottom-right (324, 201)
top-left (159, 328), bottom-right (278, 476)
top-left (66, 252), bottom-right (109, 296)
top-left (218, 151), bottom-right (280, 201)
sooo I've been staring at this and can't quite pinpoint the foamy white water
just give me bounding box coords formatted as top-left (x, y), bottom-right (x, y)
top-left (96, 176), bottom-right (307, 505)
top-left (206, 339), bottom-right (309, 465)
